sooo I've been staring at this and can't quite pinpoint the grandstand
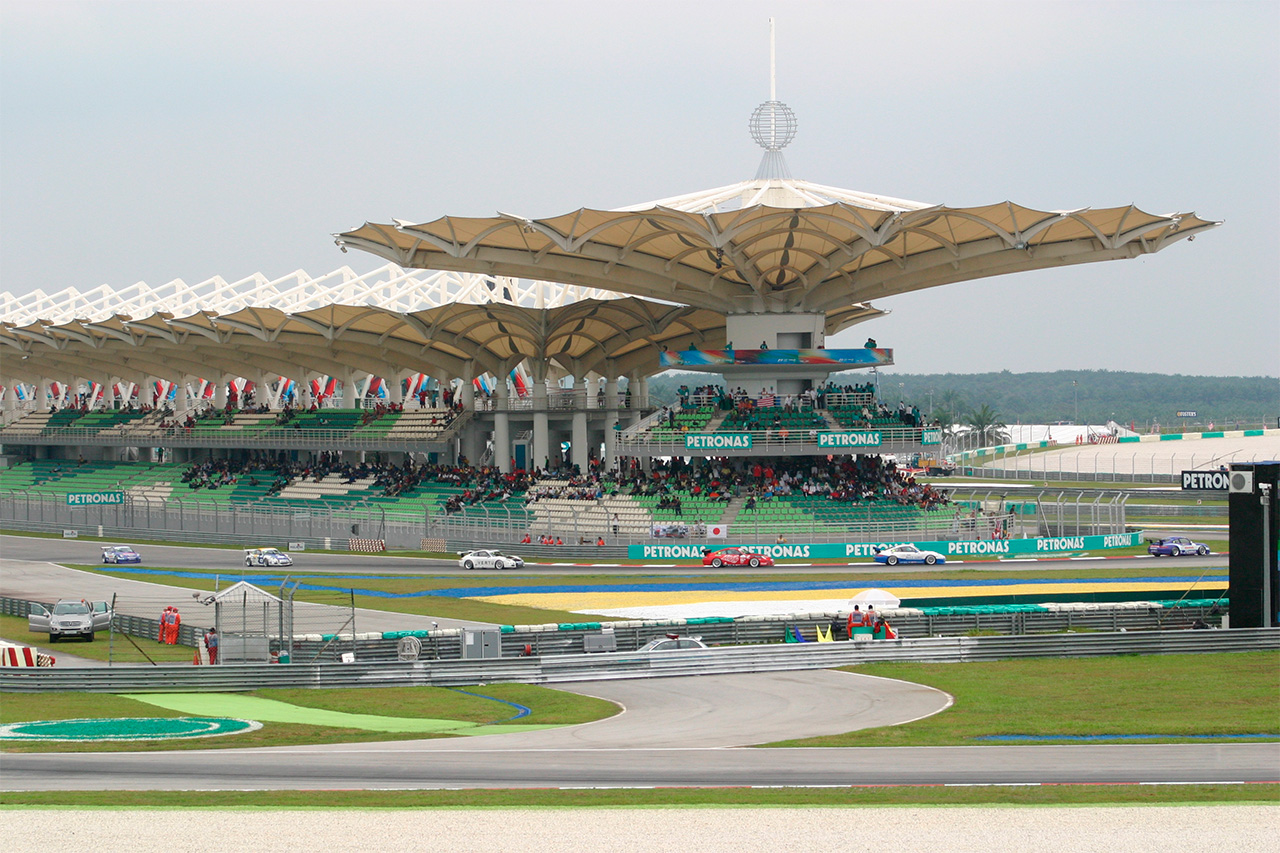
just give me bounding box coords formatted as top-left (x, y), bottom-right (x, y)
top-left (0, 93), bottom-right (1210, 552)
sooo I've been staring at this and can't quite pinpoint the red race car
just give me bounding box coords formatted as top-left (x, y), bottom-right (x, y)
top-left (702, 547), bottom-right (774, 568)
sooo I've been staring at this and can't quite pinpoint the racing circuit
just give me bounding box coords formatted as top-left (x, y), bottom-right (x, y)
top-left (2, 537), bottom-right (1274, 793)
top-left (1, 33), bottom-right (1275, 844)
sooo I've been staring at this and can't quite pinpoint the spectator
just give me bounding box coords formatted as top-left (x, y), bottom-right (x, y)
top-left (204, 627), bottom-right (219, 665)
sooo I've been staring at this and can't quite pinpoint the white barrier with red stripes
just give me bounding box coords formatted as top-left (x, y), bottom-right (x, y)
top-left (348, 538), bottom-right (386, 553)
top-left (0, 643), bottom-right (55, 667)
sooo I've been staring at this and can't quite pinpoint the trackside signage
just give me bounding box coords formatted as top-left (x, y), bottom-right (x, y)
top-left (629, 532), bottom-right (1144, 560)
top-left (818, 431), bottom-right (882, 449)
top-left (1182, 470), bottom-right (1230, 491)
top-left (685, 433), bottom-right (752, 451)
top-left (921, 428), bottom-right (942, 445)
top-left (66, 491), bottom-right (125, 506)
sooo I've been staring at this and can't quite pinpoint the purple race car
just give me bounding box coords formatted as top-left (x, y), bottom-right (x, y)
top-left (1147, 536), bottom-right (1210, 557)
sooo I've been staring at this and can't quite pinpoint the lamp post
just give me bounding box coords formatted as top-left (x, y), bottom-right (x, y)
top-left (898, 381), bottom-right (904, 401)
top-left (1072, 380), bottom-right (1079, 424)
top-left (928, 389), bottom-right (934, 417)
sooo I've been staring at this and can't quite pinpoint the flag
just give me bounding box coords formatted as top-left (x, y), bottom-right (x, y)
top-left (708, 524), bottom-right (728, 538)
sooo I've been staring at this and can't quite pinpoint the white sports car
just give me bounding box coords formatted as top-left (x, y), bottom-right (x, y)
top-left (458, 549), bottom-right (524, 570)
top-left (874, 543), bottom-right (947, 566)
top-left (244, 547), bottom-right (293, 567)
top-left (102, 544), bottom-right (141, 564)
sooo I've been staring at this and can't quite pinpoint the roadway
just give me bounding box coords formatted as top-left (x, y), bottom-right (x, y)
top-left (0, 533), bottom-right (1227, 577)
top-left (1, 541), bottom-right (1267, 792)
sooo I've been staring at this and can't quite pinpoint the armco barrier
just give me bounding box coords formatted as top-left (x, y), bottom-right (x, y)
top-left (2, 628), bottom-right (1274, 692)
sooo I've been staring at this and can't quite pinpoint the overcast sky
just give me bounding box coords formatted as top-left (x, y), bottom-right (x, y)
top-left (2, 0), bottom-right (1276, 378)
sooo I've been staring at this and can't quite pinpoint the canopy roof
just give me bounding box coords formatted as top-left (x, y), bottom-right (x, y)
top-left (0, 262), bottom-right (882, 385)
top-left (337, 178), bottom-right (1219, 315)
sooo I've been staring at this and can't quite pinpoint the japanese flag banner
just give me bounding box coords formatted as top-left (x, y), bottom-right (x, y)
top-left (708, 524), bottom-right (728, 538)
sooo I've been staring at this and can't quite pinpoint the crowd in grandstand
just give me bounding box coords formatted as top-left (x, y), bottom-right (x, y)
top-left (174, 449), bottom-right (948, 515)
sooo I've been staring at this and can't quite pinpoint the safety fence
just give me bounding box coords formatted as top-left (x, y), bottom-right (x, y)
top-left (3, 627), bottom-right (1272, 692)
top-left (2, 594), bottom-right (1229, 667)
top-left (950, 428), bottom-right (1280, 484)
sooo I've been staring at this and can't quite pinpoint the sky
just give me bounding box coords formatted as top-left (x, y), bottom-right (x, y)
top-left (1, 0), bottom-right (1276, 378)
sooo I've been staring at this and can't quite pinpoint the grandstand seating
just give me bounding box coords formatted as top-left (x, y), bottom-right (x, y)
top-left (717, 408), bottom-right (825, 433)
top-left (524, 484), bottom-right (650, 537)
top-left (732, 491), bottom-right (941, 533)
top-left (645, 406), bottom-right (716, 438)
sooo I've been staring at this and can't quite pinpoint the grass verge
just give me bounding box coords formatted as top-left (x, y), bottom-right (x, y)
top-left (767, 652), bottom-right (1280, 747)
top-left (0, 684), bottom-right (618, 753)
top-left (1, 784), bottom-right (1275, 808)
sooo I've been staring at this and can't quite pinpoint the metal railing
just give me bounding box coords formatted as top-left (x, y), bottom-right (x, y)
top-left (3, 628), bottom-right (1270, 692)
top-left (619, 426), bottom-right (933, 455)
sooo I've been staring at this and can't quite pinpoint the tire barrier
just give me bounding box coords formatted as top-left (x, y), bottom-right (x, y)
top-left (347, 538), bottom-right (386, 552)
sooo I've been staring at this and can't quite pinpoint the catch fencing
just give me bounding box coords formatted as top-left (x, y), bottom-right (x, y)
top-left (3, 627), bottom-right (1273, 692)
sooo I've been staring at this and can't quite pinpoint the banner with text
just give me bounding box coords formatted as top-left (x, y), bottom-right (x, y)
top-left (630, 532), bottom-right (1145, 560)
top-left (66, 491), bottom-right (125, 507)
top-left (817, 431), bottom-right (882, 449)
top-left (685, 433), bottom-right (752, 451)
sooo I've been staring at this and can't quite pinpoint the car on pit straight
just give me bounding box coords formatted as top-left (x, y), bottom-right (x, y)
top-left (701, 546), bottom-right (774, 568)
top-left (638, 634), bottom-right (709, 652)
top-left (28, 599), bottom-right (113, 642)
top-left (873, 543), bottom-right (947, 566)
top-left (458, 549), bottom-right (525, 570)
top-left (1147, 536), bottom-right (1211, 557)
top-left (101, 544), bottom-right (141, 564)
top-left (244, 547), bottom-right (293, 567)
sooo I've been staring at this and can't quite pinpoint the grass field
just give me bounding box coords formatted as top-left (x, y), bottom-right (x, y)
top-left (767, 652), bottom-right (1279, 747)
top-left (0, 683), bottom-right (619, 754)
top-left (2, 652), bottom-right (1276, 806)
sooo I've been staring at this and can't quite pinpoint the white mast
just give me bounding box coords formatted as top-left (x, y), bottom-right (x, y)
top-left (769, 17), bottom-right (776, 101)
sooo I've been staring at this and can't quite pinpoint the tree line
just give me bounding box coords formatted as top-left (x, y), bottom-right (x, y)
top-left (645, 369), bottom-right (1279, 430)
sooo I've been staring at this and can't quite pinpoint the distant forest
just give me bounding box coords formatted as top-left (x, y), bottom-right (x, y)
top-left (644, 370), bottom-right (1280, 430)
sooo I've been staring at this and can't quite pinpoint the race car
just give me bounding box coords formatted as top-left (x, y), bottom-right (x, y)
top-left (458, 549), bottom-right (524, 570)
top-left (1147, 536), bottom-right (1210, 557)
top-left (244, 547), bottom-right (293, 567)
top-left (702, 547), bottom-right (774, 568)
top-left (873, 544), bottom-right (946, 566)
top-left (101, 544), bottom-right (141, 564)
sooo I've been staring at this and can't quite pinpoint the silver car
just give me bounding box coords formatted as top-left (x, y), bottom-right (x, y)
top-left (638, 635), bottom-right (708, 652)
top-left (28, 599), bottom-right (113, 643)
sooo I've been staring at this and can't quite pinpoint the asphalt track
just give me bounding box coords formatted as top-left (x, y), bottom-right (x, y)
top-left (1, 537), bottom-right (1271, 792)
top-left (0, 533), bottom-right (1227, 576)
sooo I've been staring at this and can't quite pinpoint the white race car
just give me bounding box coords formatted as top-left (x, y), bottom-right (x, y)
top-left (102, 544), bottom-right (141, 564)
top-left (458, 549), bottom-right (524, 570)
top-left (244, 547), bottom-right (293, 567)
top-left (874, 543), bottom-right (947, 566)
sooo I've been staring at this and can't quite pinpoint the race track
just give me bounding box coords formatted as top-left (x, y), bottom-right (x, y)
top-left (0, 536), bottom-right (1269, 793)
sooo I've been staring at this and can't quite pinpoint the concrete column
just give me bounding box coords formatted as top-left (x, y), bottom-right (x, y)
top-left (3, 383), bottom-right (16, 422)
top-left (389, 372), bottom-right (404, 405)
top-left (625, 373), bottom-right (641, 427)
top-left (214, 376), bottom-right (228, 409)
top-left (176, 375), bottom-right (190, 413)
top-left (572, 408), bottom-right (589, 473)
top-left (257, 373), bottom-right (272, 410)
top-left (495, 378), bottom-right (511, 473)
top-left (532, 377), bottom-right (549, 473)
top-left (460, 363), bottom-right (475, 410)
top-left (344, 369), bottom-right (360, 409)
